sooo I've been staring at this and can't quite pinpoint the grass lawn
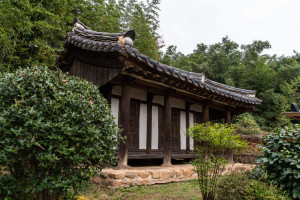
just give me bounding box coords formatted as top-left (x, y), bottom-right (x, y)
top-left (79, 180), bottom-right (202, 200)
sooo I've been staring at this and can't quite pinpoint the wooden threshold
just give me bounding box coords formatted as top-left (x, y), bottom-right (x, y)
top-left (128, 153), bottom-right (196, 160)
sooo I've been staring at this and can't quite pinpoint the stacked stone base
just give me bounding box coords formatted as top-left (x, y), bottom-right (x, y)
top-left (92, 163), bottom-right (255, 188)
top-left (234, 153), bottom-right (261, 164)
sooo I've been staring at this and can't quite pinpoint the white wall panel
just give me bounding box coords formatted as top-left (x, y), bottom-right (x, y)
top-left (189, 112), bottom-right (194, 150)
top-left (180, 111), bottom-right (187, 150)
top-left (111, 98), bottom-right (119, 125)
top-left (171, 97), bottom-right (185, 109)
top-left (190, 104), bottom-right (202, 112)
top-left (153, 95), bottom-right (164, 105)
top-left (130, 88), bottom-right (147, 101)
top-left (112, 86), bottom-right (121, 96)
top-left (139, 103), bottom-right (147, 149)
top-left (151, 105), bottom-right (159, 149)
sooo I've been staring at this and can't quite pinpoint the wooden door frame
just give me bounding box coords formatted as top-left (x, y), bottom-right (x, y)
top-left (171, 108), bottom-right (181, 150)
top-left (128, 99), bottom-right (140, 151)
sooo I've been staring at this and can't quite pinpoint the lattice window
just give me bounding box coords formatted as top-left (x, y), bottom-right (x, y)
top-left (171, 109), bottom-right (180, 149)
top-left (128, 101), bottom-right (139, 150)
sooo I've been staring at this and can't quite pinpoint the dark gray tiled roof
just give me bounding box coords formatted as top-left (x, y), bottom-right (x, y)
top-left (64, 19), bottom-right (262, 105)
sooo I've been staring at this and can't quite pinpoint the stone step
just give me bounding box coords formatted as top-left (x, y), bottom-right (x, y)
top-left (92, 163), bottom-right (255, 188)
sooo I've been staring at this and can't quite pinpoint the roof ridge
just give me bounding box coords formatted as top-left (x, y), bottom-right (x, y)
top-left (72, 18), bottom-right (135, 41)
top-left (204, 78), bottom-right (257, 96)
top-left (132, 49), bottom-right (257, 97)
top-left (61, 19), bottom-right (262, 105)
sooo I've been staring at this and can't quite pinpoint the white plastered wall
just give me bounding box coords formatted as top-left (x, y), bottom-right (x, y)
top-left (112, 86), bottom-right (147, 102)
top-left (151, 105), bottom-right (159, 149)
top-left (139, 103), bottom-right (147, 149)
top-left (180, 111), bottom-right (186, 150)
top-left (112, 86), bottom-right (121, 96)
top-left (189, 112), bottom-right (194, 150)
top-left (153, 95), bottom-right (164, 105)
top-left (130, 88), bottom-right (147, 101)
top-left (170, 97), bottom-right (185, 109)
top-left (111, 87), bottom-right (199, 151)
top-left (111, 98), bottom-right (119, 125)
top-left (190, 104), bottom-right (202, 112)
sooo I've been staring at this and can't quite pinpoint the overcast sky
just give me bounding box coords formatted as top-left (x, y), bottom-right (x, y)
top-left (158, 0), bottom-right (300, 56)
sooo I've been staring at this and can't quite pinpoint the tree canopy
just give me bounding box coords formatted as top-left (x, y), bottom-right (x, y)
top-left (161, 38), bottom-right (300, 130)
top-left (0, 0), bottom-right (299, 130)
top-left (0, 0), bottom-right (162, 71)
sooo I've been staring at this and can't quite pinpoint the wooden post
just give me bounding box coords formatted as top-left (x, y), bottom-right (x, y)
top-left (162, 93), bottom-right (172, 166)
top-left (203, 104), bottom-right (210, 123)
top-left (225, 110), bottom-right (231, 125)
top-left (118, 83), bottom-right (130, 168)
top-left (186, 102), bottom-right (191, 153)
top-left (146, 93), bottom-right (154, 154)
top-left (225, 110), bottom-right (233, 162)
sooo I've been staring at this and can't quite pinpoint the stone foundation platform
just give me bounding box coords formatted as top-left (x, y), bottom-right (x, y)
top-left (92, 163), bottom-right (256, 188)
top-left (234, 153), bottom-right (261, 164)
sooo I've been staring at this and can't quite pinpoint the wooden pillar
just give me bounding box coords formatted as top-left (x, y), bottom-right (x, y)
top-left (162, 93), bottom-right (172, 166)
top-left (118, 83), bottom-right (130, 167)
top-left (225, 110), bottom-right (233, 162)
top-left (186, 102), bottom-right (191, 153)
top-left (225, 110), bottom-right (231, 125)
top-left (203, 104), bottom-right (210, 123)
top-left (146, 93), bottom-right (154, 154)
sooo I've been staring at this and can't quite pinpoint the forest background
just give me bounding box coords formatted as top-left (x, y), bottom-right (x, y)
top-left (1, 0), bottom-right (299, 131)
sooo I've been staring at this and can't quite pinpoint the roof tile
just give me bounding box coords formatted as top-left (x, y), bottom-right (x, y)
top-left (60, 19), bottom-right (262, 105)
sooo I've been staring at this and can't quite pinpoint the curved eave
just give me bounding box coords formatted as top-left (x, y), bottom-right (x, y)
top-left (57, 21), bottom-right (262, 107)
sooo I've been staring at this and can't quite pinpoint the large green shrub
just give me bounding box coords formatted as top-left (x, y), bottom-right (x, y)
top-left (233, 113), bottom-right (268, 135)
top-left (216, 172), bottom-right (291, 200)
top-left (0, 66), bottom-right (120, 199)
top-left (188, 123), bottom-right (248, 200)
top-left (257, 124), bottom-right (300, 199)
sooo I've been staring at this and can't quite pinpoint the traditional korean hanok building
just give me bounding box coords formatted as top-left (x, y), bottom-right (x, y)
top-left (57, 19), bottom-right (262, 168)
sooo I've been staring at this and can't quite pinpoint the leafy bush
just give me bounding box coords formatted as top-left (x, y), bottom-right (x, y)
top-left (217, 172), bottom-right (291, 200)
top-left (257, 124), bottom-right (300, 199)
top-left (188, 123), bottom-right (248, 200)
top-left (233, 113), bottom-right (267, 135)
top-left (190, 122), bottom-right (248, 153)
top-left (250, 165), bottom-right (268, 181)
top-left (216, 173), bottom-right (251, 200)
top-left (0, 66), bottom-right (120, 199)
top-left (247, 180), bottom-right (291, 200)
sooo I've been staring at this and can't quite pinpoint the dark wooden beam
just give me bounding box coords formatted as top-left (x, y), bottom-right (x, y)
top-left (127, 153), bottom-right (197, 159)
top-left (118, 82), bottom-right (130, 167)
top-left (203, 104), bottom-right (210, 123)
top-left (175, 90), bottom-right (208, 104)
top-left (127, 76), bottom-right (136, 86)
top-left (74, 47), bottom-right (124, 68)
top-left (68, 58), bottom-right (123, 87)
top-left (162, 93), bottom-right (172, 167)
top-left (225, 110), bottom-right (231, 125)
top-left (111, 74), bottom-right (255, 114)
top-left (146, 93), bottom-right (154, 154)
